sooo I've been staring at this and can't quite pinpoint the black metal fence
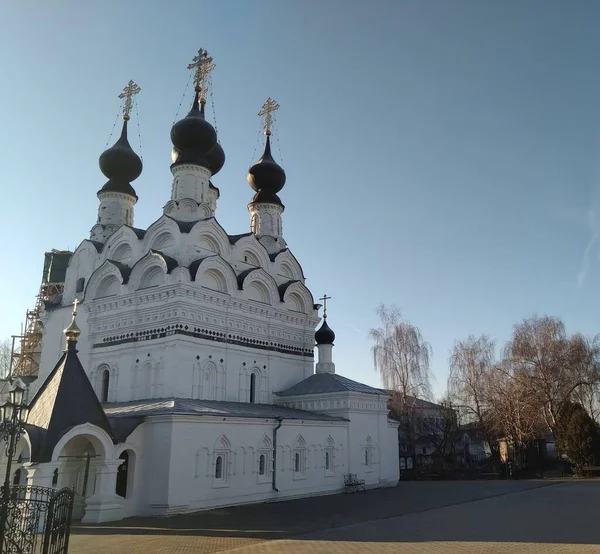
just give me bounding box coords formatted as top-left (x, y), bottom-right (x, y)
top-left (0, 485), bottom-right (74, 554)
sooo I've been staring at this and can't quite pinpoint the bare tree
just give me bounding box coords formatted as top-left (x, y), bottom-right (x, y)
top-left (420, 397), bottom-right (458, 475)
top-left (370, 304), bottom-right (433, 400)
top-left (486, 361), bottom-right (544, 467)
top-left (448, 335), bottom-right (495, 425)
top-left (0, 338), bottom-right (11, 379)
top-left (504, 316), bottom-right (600, 437)
top-left (447, 335), bottom-right (499, 465)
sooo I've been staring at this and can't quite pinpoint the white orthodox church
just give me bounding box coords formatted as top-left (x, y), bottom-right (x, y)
top-left (11, 50), bottom-right (399, 523)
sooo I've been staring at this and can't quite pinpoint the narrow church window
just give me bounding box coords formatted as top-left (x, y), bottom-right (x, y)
top-left (52, 469), bottom-right (59, 487)
top-left (215, 455), bottom-right (223, 479)
top-left (250, 373), bottom-right (256, 403)
top-left (294, 453), bottom-right (300, 473)
top-left (325, 451), bottom-right (330, 470)
top-left (364, 449), bottom-right (369, 466)
top-left (259, 454), bottom-right (265, 475)
top-left (101, 370), bottom-right (110, 402)
top-left (116, 451), bottom-right (129, 498)
top-left (76, 277), bottom-right (85, 293)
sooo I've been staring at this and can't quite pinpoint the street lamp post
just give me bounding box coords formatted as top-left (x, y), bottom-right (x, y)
top-left (0, 382), bottom-right (30, 549)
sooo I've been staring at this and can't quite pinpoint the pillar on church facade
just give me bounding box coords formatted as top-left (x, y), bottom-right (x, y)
top-left (82, 459), bottom-right (125, 524)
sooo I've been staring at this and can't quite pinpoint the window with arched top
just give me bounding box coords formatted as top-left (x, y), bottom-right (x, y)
top-left (325, 451), bottom-right (330, 470)
top-left (259, 454), bottom-right (266, 476)
top-left (101, 369), bottom-right (110, 402)
top-left (294, 452), bottom-right (300, 473)
top-left (250, 373), bottom-right (257, 403)
top-left (215, 455), bottom-right (223, 479)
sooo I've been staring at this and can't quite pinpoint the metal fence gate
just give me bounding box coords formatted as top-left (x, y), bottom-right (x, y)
top-left (0, 485), bottom-right (74, 554)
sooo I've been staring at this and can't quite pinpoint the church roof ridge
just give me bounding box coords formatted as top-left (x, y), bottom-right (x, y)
top-left (275, 373), bottom-right (385, 397)
top-left (103, 397), bottom-right (349, 422)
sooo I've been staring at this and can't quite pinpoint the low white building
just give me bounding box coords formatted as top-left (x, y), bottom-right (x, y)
top-left (5, 50), bottom-right (399, 523)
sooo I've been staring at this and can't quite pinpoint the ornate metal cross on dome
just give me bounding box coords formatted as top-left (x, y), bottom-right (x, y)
top-left (118, 80), bottom-right (141, 121)
top-left (258, 97), bottom-right (280, 136)
top-left (187, 48), bottom-right (215, 104)
top-left (319, 294), bottom-right (331, 319)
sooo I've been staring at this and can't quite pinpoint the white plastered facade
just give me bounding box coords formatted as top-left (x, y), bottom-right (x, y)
top-left (23, 117), bottom-right (399, 522)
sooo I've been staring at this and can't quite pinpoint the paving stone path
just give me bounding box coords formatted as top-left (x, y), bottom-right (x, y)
top-left (70, 480), bottom-right (600, 553)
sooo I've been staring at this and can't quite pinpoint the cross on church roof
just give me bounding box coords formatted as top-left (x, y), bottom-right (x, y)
top-left (118, 80), bottom-right (141, 121)
top-left (258, 97), bottom-right (280, 136)
top-left (319, 294), bottom-right (331, 319)
top-left (187, 48), bottom-right (215, 104)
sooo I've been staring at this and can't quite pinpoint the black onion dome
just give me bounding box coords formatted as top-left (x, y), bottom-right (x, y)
top-left (205, 141), bottom-right (225, 176)
top-left (171, 92), bottom-right (218, 167)
top-left (247, 135), bottom-right (286, 194)
top-left (315, 319), bottom-right (335, 345)
top-left (98, 120), bottom-right (142, 198)
top-left (250, 190), bottom-right (284, 207)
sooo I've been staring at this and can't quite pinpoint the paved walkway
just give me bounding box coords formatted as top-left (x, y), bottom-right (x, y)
top-left (70, 480), bottom-right (600, 553)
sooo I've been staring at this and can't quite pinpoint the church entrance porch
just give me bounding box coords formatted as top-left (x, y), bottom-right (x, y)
top-left (46, 424), bottom-right (124, 524)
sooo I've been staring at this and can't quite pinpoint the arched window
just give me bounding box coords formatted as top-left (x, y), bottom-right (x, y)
top-left (215, 455), bottom-right (223, 479)
top-left (116, 451), bottom-right (129, 498)
top-left (294, 452), bottom-right (300, 473)
top-left (325, 451), bottom-right (330, 470)
top-left (52, 468), bottom-right (59, 487)
top-left (259, 454), bottom-right (266, 476)
top-left (101, 370), bottom-right (110, 402)
top-left (365, 449), bottom-right (369, 466)
top-left (76, 277), bottom-right (85, 293)
top-left (250, 373), bottom-right (256, 403)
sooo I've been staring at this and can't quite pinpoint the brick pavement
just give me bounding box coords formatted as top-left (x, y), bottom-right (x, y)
top-left (69, 480), bottom-right (600, 553)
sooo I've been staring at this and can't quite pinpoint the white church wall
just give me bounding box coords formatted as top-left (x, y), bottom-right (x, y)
top-left (276, 391), bottom-right (399, 488)
top-left (131, 416), bottom-right (348, 516)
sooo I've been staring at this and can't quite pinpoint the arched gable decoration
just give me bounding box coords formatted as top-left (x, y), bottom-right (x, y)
top-left (189, 218), bottom-right (231, 257)
top-left (279, 280), bottom-right (314, 314)
top-left (232, 234), bottom-right (271, 270)
top-left (69, 240), bottom-right (101, 270)
top-left (86, 260), bottom-right (130, 299)
top-left (129, 250), bottom-right (178, 291)
top-left (272, 249), bottom-right (305, 282)
top-left (238, 268), bottom-right (280, 305)
top-left (102, 226), bottom-right (141, 264)
top-left (294, 434), bottom-right (306, 448)
top-left (214, 434), bottom-right (231, 451)
top-left (191, 255), bottom-right (237, 294)
top-left (143, 215), bottom-right (181, 254)
top-left (258, 434), bottom-right (272, 449)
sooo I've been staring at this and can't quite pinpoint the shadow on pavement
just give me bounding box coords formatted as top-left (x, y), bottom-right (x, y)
top-left (72, 480), bottom-right (566, 543)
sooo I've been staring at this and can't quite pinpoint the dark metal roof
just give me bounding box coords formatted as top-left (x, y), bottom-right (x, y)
top-left (129, 227), bottom-right (147, 239)
top-left (228, 232), bottom-right (253, 244)
top-left (26, 341), bottom-right (114, 463)
top-left (277, 280), bottom-right (300, 300)
top-left (275, 373), bottom-right (385, 397)
top-left (103, 398), bottom-right (347, 422)
top-left (148, 250), bottom-right (178, 273)
top-left (107, 260), bottom-right (132, 283)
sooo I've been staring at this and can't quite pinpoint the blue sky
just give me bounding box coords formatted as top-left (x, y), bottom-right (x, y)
top-left (2, 0), bottom-right (600, 398)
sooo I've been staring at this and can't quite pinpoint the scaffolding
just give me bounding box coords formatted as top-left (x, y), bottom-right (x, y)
top-left (10, 249), bottom-right (72, 378)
